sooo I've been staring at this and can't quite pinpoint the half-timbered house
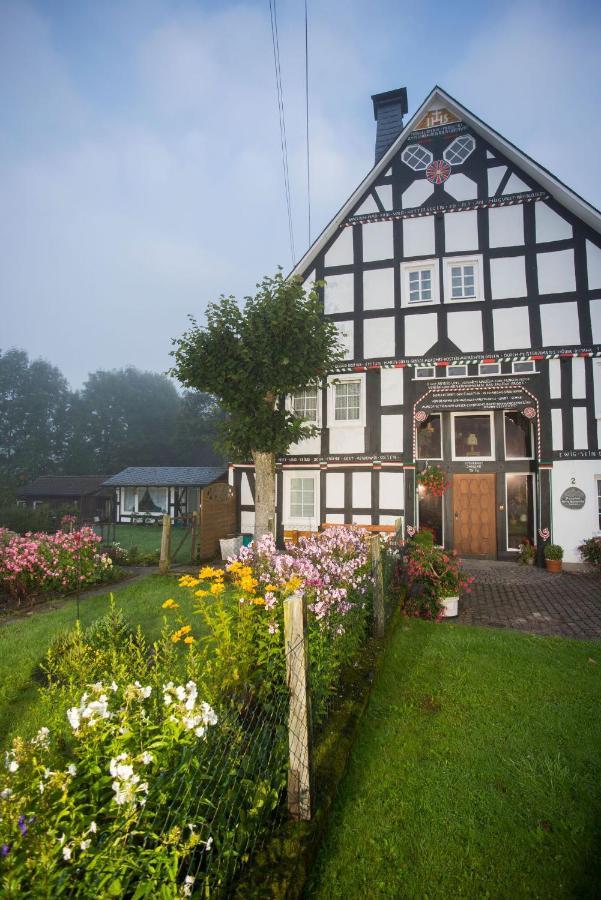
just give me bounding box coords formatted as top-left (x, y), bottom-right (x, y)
top-left (230, 86), bottom-right (601, 564)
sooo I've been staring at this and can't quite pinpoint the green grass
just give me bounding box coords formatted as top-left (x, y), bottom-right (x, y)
top-left (97, 523), bottom-right (195, 563)
top-left (308, 620), bottom-right (601, 899)
top-left (0, 574), bottom-right (200, 746)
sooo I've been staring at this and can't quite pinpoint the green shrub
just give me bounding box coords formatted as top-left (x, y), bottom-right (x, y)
top-left (544, 543), bottom-right (563, 560)
top-left (578, 537), bottom-right (601, 570)
top-left (411, 530), bottom-right (435, 549)
top-left (0, 504), bottom-right (54, 534)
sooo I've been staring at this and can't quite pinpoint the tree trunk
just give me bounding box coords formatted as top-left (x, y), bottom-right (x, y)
top-left (252, 450), bottom-right (276, 539)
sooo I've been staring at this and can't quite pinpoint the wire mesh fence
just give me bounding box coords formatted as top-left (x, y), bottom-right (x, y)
top-left (93, 518), bottom-right (196, 566)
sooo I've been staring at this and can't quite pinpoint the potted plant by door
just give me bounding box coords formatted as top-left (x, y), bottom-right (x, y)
top-left (518, 539), bottom-right (536, 565)
top-left (544, 544), bottom-right (563, 573)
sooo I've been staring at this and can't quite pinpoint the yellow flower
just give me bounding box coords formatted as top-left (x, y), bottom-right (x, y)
top-left (210, 583), bottom-right (225, 596)
top-left (252, 597), bottom-right (266, 606)
top-left (179, 625), bottom-right (192, 635)
top-left (226, 560), bottom-right (243, 573)
top-left (199, 566), bottom-right (222, 580)
top-left (264, 585), bottom-right (277, 593)
top-left (195, 589), bottom-right (210, 597)
top-left (179, 576), bottom-right (199, 588)
top-left (171, 631), bottom-right (182, 643)
top-left (183, 636), bottom-right (196, 645)
top-left (162, 598), bottom-right (179, 609)
top-left (239, 576), bottom-right (258, 593)
top-left (285, 576), bottom-right (302, 592)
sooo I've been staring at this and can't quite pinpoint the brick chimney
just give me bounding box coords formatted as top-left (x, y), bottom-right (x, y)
top-left (371, 87), bottom-right (408, 163)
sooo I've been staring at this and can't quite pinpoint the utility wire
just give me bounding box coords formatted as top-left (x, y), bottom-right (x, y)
top-left (304, 0), bottom-right (311, 247)
top-left (268, 0), bottom-right (295, 266)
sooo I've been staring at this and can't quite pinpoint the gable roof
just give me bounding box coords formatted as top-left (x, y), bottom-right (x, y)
top-left (16, 476), bottom-right (111, 498)
top-left (102, 467), bottom-right (227, 487)
top-left (291, 85), bottom-right (601, 278)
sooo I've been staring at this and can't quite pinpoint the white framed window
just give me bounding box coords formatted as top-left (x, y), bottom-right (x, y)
top-left (123, 487), bottom-right (136, 513)
top-left (415, 366), bottom-right (436, 379)
top-left (506, 473), bottom-right (536, 551)
top-left (443, 255), bottom-right (484, 303)
top-left (479, 362), bottom-right (501, 376)
top-left (443, 135), bottom-right (476, 166)
top-left (401, 259), bottom-right (440, 308)
top-left (446, 364), bottom-right (468, 378)
top-left (290, 387), bottom-right (320, 424)
top-left (401, 144), bottom-right (433, 172)
top-left (121, 486), bottom-right (168, 516)
top-left (283, 470), bottom-right (320, 529)
top-left (452, 411), bottom-right (495, 461)
top-left (327, 375), bottom-right (366, 428)
top-left (512, 360), bottom-right (536, 374)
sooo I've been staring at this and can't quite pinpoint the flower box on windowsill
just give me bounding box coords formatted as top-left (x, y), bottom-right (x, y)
top-left (442, 595), bottom-right (459, 617)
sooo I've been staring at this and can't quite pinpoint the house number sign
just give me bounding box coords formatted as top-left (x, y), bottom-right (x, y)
top-left (560, 486), bottom-right (586, 510)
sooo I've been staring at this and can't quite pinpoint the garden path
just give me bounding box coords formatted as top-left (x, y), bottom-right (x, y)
top-left (457, 559), bottom-right (601, 640)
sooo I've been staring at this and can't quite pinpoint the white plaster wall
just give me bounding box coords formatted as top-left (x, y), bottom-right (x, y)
top-left (329, 427), bottom-right (364, 454)
top-left (540, 301), bottom-right (580, 346)
top-left (573, 408), bottom-right (588, 449)
top-left (552, 461), bottom-right (601, 563)
top-left (363, 268), bottom-right (394, 310)
top-left (325, 513), bottom-right (345, 524)
top-left (324, 227), bottom-right (354, 267)
top-left (572, 358), bottom-right (586, 399)
top-left (379, 515), bottom-right (399, 526)
top-left (241, 511), bottom-right (255, 533)
top-left (404, 313), bottom-right (438, 356)
top-left (446, 173), bottom-right (477, 202)
top-left (335, 321), bottom-right (354, 360)
top-left (590, 298), bottom-right (601, 342)
top-left (403, 216), bottom-right (435, 257)
top-left (324, 274), bottom-right (354, 314)
top-left (380, 367), bottom-right (404, 405)
top-left (503, 174), bottom-right (531, 193)
top-left (355, 194), bottom-right (378, 215)
top-left (376, 184), bottom-right (393, 210)
top-left (326, 472), bottom-right (345, 508)
top-left (535, 202), bottom-right (572, 243)
top-left (241, 473), bottom-right (253, 506)
top-left (548, 359), bottom-right (561, 398)
top-left (586, 240), bottom-right (601, 290)
top-left (379, 471), bottom-right (404, 509)
top-left (490, 256), bottom-right (527, 299)
top-left (551, 408), bottom-right (563, 450)
top-left (352, 514), bottom-right (372, 525)
top-left (380, 414), bottom-right (403, 452)
top-left (447, 310), bottom-right (483, 352)
top-left (352, 471), bottom-right (371, 507)
top-left (402, 179), bottom-right (433, 208)
top-left (288, 435), bottom-right (321, 455)
top-left (364, 317), bottom-right (395, 358)
top-left (363, 221), bottom-right (394, 262)
top-left (487, 167), bottom-right (506, 195)
top-left (492, 306), bottom-right (530, 349)
top-left (537, 249), bottom-right (576, 294)
top-left (444, 210), bottom-right (479, 252)
top-left (488, 205), bottom-right (524, 247)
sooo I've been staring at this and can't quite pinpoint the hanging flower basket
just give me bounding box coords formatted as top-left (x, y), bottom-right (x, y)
top-left (416, 465), bottom-right (449, 497)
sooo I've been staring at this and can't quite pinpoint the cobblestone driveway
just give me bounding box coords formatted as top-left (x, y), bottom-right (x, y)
top-left (456, 559), bottom-right (601, 640)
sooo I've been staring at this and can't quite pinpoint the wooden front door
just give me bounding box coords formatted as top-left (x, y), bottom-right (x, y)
top-left (452, 474), bottom-right (496, 558)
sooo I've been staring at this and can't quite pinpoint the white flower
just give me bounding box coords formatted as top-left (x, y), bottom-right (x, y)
top-left (63, 846), bottom-right (71, 861)
top-left (182, 875), bottom-right (195, 896)
top-left (67, 707), bottom-right (81, 731)
top-left (1, 788), bottom-right (12, 799)
top-left (32, 726), bottom-right (50, 749)
top-left (80, 839), bottom-right (91, 851)
top-left (109, 756), bottom-right (134, 781)
top-left (91, 682), bottom-right (104, 692)
top-left (88, 821), bottom-right (97, 834)
top-left (195, 726), bottom-right (206, 738)
top-left (205, 836), bottom-right (213, 851)
top-left (133, 681), bottom-right (152, 699)
top-left (7, 760), bottom-right (18, 773)
top-left (110, 681), bottom-right (118, 692)
top-left (200, 702), bottom-right (218, 727)
top-left (66, 764), bottom-right (77, 777)
top-left (139, 752), bottom-right (153, 765)
top-left (175, 686), bottom-right (186, 702)
top-left (39, 781), bottom-right (45, 794)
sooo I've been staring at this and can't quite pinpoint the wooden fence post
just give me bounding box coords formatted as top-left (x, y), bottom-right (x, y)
top-left (283, 591), bottom-right (312, 821)
top-left (370, 534), bottom-right (385, 639)
top-left (159, 514), bottom-right (171, 574)
top-left (394, 516), bottom-right (403, 543)
top-left (190, 511), bottom-right (199, 563)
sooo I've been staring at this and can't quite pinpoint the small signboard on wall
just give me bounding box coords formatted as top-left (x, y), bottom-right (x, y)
top-left (560, 486), bottom-right (586, 510)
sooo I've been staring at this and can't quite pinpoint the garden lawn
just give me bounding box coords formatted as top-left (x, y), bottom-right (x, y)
top-left (97, 523), bottom-right (194, 562)
top-left (309, 619), bottom-right (601, 899)
top-left (0, 575), bottom-right (206, 747)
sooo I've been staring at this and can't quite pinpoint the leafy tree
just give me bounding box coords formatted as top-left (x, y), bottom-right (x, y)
top-left (175, 390), bottom-right (225, 466)
top-left (0, 349), bottom-right (73, 498)
top-left (171, 271), bottom-right (343, 537)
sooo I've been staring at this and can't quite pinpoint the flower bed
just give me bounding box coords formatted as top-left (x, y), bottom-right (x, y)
top-left (0, 526), bottom-right (113, 605)
top-left (400, 532), bottom-right (473, 619)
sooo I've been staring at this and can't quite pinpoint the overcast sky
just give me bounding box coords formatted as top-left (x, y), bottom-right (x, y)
top-left (1, 0), bottom-right (601, 388)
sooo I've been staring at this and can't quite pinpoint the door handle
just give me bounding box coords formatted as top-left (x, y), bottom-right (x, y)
top-left (454, 512), bottom-right (459, 519)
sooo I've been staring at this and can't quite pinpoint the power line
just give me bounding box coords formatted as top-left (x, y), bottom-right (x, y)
top-left (268, 0), bottom-right (295, 266)
top-left (304, 0), bottom-right (311, 247)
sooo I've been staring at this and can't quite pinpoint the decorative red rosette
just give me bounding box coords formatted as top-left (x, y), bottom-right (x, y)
top-left (426, 159), bottom-right (451, 184)
top-left (415, 410), bottom-right (427, 423)
top-left (523, 406), bottom-right (537, 419)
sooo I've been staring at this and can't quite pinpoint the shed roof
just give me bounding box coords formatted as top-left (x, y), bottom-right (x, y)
top-left (102, 467), bottom-right (227, 487)
top-left (16, 476), bottom-right (111, 498)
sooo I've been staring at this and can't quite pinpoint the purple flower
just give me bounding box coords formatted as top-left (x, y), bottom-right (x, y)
top-left (1, 843), bottom-right (10, 856)
top-left (17, 816), bottom-right (27, 836)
